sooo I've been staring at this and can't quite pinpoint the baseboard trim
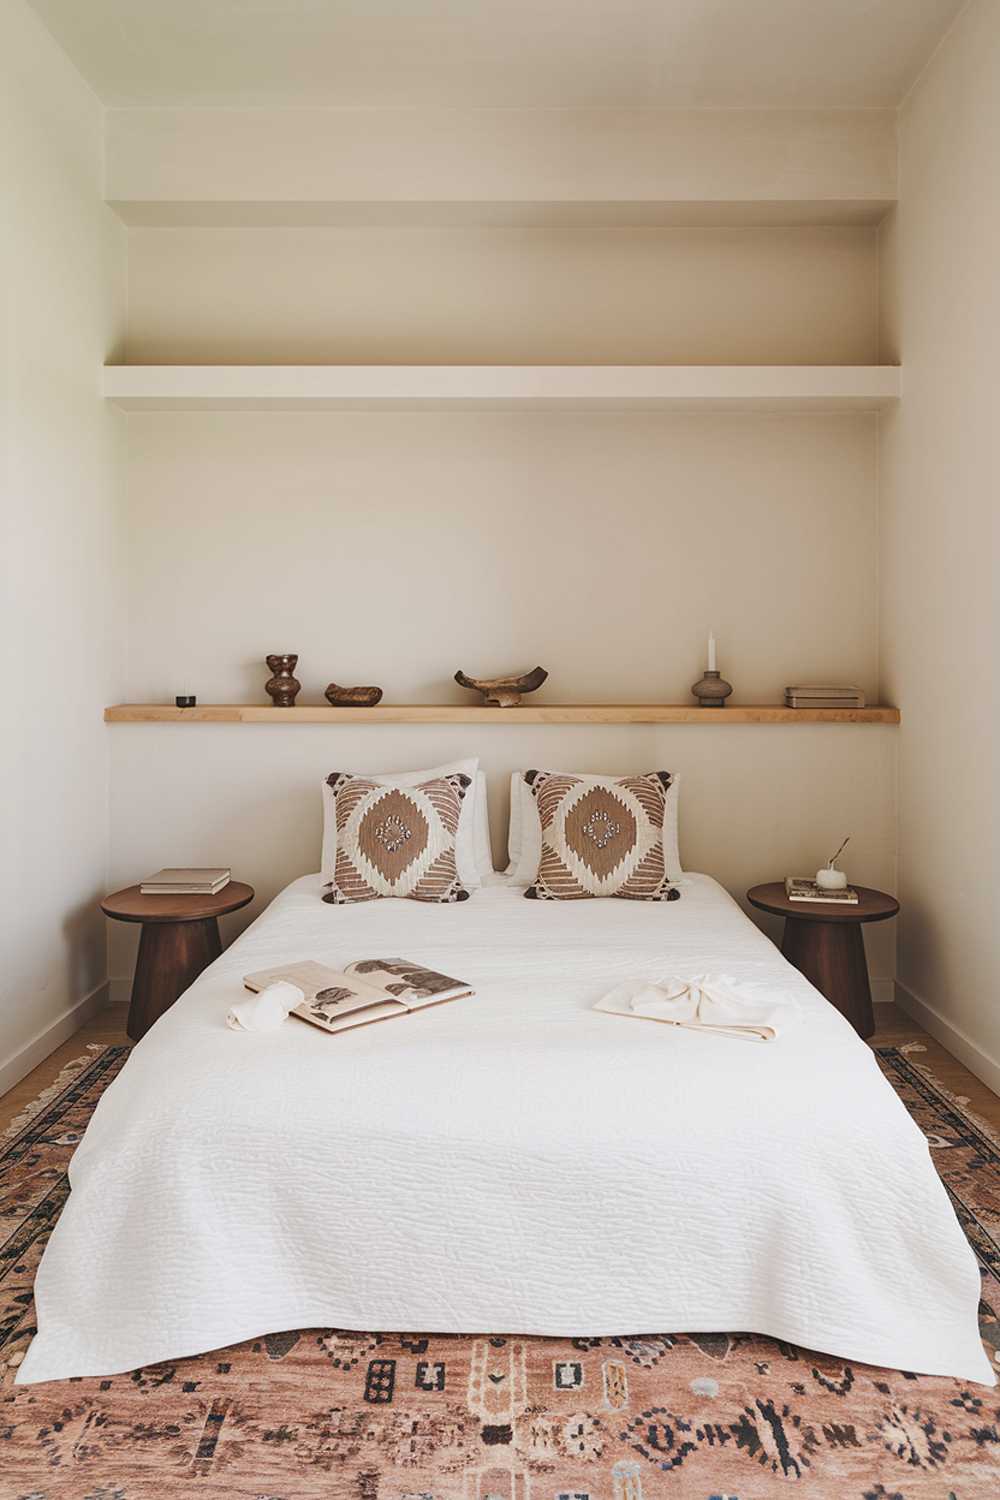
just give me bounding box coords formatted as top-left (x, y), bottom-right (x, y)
top-left (109, 977), bottom-right (131, 1008)
top-left (0, 982), bottom-right (110, 1099)
top-left (894, 980), bottom-right (1000, 1097)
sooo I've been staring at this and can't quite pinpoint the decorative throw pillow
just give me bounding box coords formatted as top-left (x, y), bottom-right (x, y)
top-left (523, 770), bottom-right (681, 902)
top-left (321, 758), bottom-right (487, 887)
top-left (322, 772), bottom-right (472, 904)
top-left (505, 767), bottom-right (683, 886)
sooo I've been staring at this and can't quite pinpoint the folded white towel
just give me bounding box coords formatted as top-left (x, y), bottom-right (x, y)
top-left (595, 973), bottom-right (789, 1042)
top-left (226, 980), bottom-right (304, 1033)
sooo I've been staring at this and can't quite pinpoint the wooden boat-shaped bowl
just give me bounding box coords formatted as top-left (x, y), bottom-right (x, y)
top-left (454, 666), bottom-right (548, 708)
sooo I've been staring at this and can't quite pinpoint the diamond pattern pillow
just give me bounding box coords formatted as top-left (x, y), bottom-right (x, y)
top-left (322, 772), bottom-right (472, 904)
top-left (523, 770), bottom-right (681, 901)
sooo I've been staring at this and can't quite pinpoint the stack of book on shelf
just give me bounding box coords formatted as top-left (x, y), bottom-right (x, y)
top-left (785, 878), bottom-right (859, 905)
top-left (139, 867), bottom-right (231, 895)
top-left (784, 684), bottom-right (866, 710)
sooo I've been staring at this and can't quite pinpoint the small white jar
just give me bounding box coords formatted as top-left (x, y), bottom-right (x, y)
top-left (816, 865), bottom-right (848, 891)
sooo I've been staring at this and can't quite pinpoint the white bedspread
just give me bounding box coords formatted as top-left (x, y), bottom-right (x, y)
top-left (19, 875), bottom-right (992, 1385)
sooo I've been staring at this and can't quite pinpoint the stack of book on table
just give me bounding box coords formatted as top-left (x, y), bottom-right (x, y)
top-left (784, 684), bottom-right (866, 709)
top-left (140, 867), bottom-right (231, 895)
top-left (785, 878), bottom-right (859, 905)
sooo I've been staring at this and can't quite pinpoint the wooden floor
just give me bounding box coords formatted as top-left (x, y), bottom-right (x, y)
top-left (1, 1000), bottom-right (997, 1138)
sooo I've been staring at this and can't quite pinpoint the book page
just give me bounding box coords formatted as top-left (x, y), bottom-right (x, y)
top-left (294, 991), bottom-right (407, 1033)
top-left (345, 957), bottom-right (469, 1004)
top-left (244, 960), bottom-right (397, 1015)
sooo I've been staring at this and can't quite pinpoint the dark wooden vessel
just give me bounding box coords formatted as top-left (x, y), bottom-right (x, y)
top-left (454, 666), bottom-right (548, 707)
top-left (324, 683), bottom-right (384, 707)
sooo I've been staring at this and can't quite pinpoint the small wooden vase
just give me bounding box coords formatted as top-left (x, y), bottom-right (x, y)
top-left (265, 653), bottom-right (301, 707)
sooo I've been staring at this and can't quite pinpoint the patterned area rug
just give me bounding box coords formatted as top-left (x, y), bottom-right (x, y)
top-left (1, 1044), bottom-right (999, 1499)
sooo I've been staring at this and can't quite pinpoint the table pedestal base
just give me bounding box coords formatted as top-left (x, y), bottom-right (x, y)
top-left (128, 917), bottom-right (222, 1041)
top-left (781, 917), bottom-right (874, 1039)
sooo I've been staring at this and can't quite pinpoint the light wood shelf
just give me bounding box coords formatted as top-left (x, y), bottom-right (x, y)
top-left (102, 365), bottom-right (900, 412)
top-left (110, 198), bottom-right (895, 230)
top-left (105, 704), bottom-right (900, 725)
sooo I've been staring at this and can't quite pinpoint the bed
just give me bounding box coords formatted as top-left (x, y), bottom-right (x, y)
top-left (18, 873), bottom-right (993, 1385)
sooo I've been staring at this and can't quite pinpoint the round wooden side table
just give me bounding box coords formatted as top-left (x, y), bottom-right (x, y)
top-left (102, 882), bottom-right (255, 1041)
top-left (746, 882), bottom-right (899, 1040)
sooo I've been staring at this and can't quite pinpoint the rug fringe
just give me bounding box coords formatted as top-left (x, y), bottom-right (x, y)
top-left (904, 1056), bottom-right (1000, 1149)
top-left (0, 1048), bottom-right (109, 1146)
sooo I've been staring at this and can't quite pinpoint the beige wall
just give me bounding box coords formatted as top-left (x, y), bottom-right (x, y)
top-left (105, 106), bottom-right (897, 219)
top-left (0, 77), bottom-right (898, 1016)
top-left (19, 10), bottom-right (1000, 1094)
top-left (122, 411), bottom-right (879, 705)
top-left (878, 0), bottom-right (1000, 1088)
top-left (125, 225), bottom-right (877, 366)
top-left (107, 98), bottom-right (899, 994)
top-left (0, 1), bottom-right (126, 1088)
top-left (108, 721), bottom-right (899, 997)
top-left (110, 402), bottom-right (896, 989)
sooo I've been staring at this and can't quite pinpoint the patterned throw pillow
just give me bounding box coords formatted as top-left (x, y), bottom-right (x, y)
top-left (523, 770), bottom-right (681, 902)
top-left (322, 773), bottom-right (472, 904)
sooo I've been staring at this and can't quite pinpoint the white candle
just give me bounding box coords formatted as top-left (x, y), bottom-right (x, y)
top-left (708, 632), bottom-right (717, 672)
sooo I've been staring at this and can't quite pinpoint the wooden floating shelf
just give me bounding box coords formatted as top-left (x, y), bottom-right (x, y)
top-left (105, 704), bottom-right (900, 725)
top-left (102, 365), bottom-right (901, 413)
top-left (109, 198), bottom-right (896, 230)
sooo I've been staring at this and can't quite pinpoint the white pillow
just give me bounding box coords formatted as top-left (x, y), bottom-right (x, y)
top-left (472, 771), bottom-right (494, 877)
top-left (322, 759), bottom-right (489, 889)
top-left (505, 768), bottom-right (682, 886)
top-left (505, 770), bottom-right (528, 879)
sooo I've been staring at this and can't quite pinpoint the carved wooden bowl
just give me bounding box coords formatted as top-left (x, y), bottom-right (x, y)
top-left (454, 666), bottom-right (548, 708)
top-left (324, 683), bottom-right (384, 707)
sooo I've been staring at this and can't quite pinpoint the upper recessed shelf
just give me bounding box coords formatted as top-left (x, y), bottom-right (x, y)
top-left (103, 365), bottom-right (900, 413)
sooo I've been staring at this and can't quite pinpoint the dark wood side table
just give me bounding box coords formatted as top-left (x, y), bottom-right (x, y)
top-left (102, 882), bottom-right (255, 1041)
top-left (746, 882), bottom-right (899, 1040)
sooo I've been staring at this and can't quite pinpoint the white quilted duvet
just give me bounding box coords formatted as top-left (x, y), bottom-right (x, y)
top-left (18, 874), bottom-right (993, 1385)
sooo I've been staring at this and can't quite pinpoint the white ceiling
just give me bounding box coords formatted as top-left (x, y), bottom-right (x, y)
top-left (30, 0), bottom-right (964, 110)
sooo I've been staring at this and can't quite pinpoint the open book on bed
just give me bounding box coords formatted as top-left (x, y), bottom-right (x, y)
top-left (243, 958), bottom-right (473, 1034)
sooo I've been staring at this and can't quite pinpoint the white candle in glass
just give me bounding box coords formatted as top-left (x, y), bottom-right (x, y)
top-left (708, 632), bottom-right (717, 672)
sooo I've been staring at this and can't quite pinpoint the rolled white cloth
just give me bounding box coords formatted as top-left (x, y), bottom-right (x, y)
top-left (595, 973), bottom-right (791, 1042)
top-left (226, 980), bottom-right (304, 1033)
